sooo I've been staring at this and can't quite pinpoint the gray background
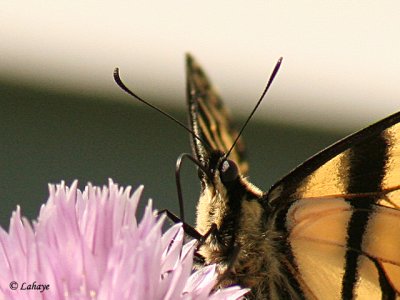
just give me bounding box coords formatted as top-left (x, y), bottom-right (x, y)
top-left (0, 80), bottom-right (346, 228)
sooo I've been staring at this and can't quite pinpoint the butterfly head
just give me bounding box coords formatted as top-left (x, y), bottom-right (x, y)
top-left (201, 150), bottom-right (240, 187)
top-left (195, 148), bottom-right (263, 242)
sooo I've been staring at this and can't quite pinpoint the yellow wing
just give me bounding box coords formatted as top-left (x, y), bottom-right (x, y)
top-left (267, 112), bottom-right (400, 298)
top-left (287, 197), bottom-right (400, 299)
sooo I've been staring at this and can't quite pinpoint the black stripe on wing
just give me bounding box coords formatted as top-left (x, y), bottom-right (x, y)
top-left (375, 259), bottom-right (397, 299)
top-left (273, 206), bottom-right (308, 299)
top-left (341, 134), bottom-right (388, 298)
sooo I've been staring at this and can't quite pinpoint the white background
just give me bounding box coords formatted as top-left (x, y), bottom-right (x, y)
top-left (1, 1), bottom-right (400, 130)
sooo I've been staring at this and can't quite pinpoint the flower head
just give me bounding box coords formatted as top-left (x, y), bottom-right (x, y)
top-left (0, 180), bottom-right (248, 300)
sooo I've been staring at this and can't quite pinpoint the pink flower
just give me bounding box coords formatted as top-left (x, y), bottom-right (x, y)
top-left (0, 180), bottom-right (248, 300)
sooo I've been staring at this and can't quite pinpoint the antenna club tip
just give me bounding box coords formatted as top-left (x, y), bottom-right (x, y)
top-left (113, 68), bottom-right (122, 83)
top-left (270, 57), bottom-right (283, 77)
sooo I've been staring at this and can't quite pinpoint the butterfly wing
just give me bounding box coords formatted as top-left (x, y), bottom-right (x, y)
top-left (267, 112), bottom-right (400, 298)
top-left (186, 54), bottom-right (248, 175)
top-left (268, 111), bottom-right (400, 204)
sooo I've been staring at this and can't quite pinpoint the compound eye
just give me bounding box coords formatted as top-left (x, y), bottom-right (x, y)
top-left (219, 159), bottom-right (239, 183)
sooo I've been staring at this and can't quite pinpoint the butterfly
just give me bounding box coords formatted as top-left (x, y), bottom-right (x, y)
top-left (184, 54), bottom-right (400, 299)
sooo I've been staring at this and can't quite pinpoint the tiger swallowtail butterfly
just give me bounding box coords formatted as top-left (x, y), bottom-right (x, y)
top-left (115, 55), bottom-right (400, 299)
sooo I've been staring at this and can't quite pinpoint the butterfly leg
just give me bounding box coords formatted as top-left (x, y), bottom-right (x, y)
top-left (158, 208), bottom-right (203, 240)
top-left (175, 153), bottom-right (212, 223)
top-left (158, 208), bottom-right (209, 265)
top-left (159, 210), bottom-right (222, 249)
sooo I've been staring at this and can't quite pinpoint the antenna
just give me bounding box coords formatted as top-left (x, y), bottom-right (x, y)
top-left (225, 57), bottom-right (283, 159)
top-left (113, 68), bottom-right (208, 148)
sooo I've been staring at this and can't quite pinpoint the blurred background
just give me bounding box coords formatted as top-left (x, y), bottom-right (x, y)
top-left (1, 1), bottom-right (399, 228)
